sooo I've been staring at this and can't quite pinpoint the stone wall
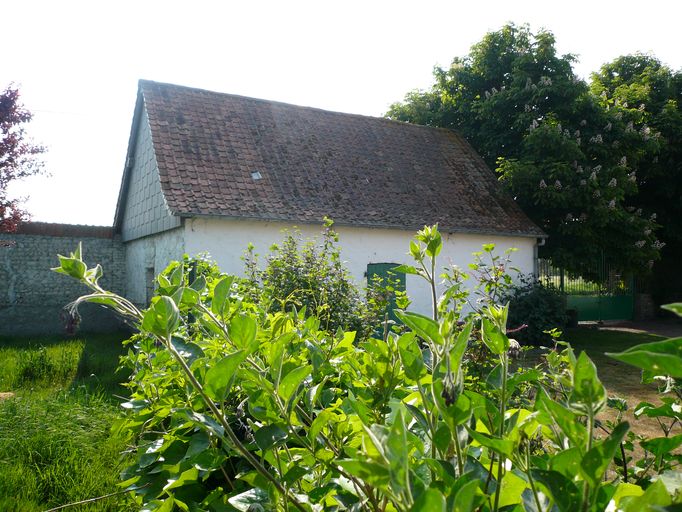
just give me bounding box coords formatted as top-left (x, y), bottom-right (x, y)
top-left (0, 222), bottom-right (127, 336)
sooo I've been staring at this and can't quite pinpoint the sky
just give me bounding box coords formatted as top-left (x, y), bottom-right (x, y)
top-left (5, 0), bottom-right (681, 226)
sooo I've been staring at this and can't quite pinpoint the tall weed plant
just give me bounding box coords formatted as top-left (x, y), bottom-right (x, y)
top-left (54, 226), bottom-right (682, 511)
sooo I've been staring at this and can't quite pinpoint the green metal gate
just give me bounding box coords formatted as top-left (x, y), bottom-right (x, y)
top-left (538, 259), bottom-right (634, 322)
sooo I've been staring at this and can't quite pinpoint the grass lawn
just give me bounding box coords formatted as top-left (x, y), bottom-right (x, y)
top-left (558, 327), bottom-right (678, 444)
top-left (0, 332), bottom-right (133, 512)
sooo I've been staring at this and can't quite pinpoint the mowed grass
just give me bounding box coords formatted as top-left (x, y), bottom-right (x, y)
top-left (0, 332), bottom-right (133, 512)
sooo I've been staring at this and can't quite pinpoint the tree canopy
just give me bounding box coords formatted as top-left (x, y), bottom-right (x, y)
top-left (0, 85), bottom-right (44, 232)
top-left (387, 24), bottom-right (675, 278)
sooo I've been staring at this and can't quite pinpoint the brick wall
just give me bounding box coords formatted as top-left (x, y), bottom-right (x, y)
top-left (0, 222), bottom-right (127, 336)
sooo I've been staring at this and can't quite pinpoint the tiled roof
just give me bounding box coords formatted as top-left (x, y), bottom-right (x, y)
top-left (138, 80), bottom-right (544, 237)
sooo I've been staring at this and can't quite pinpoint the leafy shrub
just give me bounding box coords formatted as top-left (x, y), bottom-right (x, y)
top-left (54, 229), bottom-right (682, 511)
top-left (243, 218), bottom-right (381, 340)
top-left (503, 275), bottom-right (568, 346)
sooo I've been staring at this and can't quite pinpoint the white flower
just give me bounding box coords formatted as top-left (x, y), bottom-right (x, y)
top-left (539, 179), bottom-right (547, 188)
top-left (554, 180), bottom-right (562, 189)
top-left (650, 213), bottom-right (657, 220)
top-left (525, 77), bottom-right (532, 90)
top-left (600, 90), bottom-right (607, 99)
top-left (574, 130), bottom-right (581, 138)
top-left (614, 111), bottom-right (623, 120)
top-left (653, 240), bottom-right (666, 250)
top-left (594, 134), bottom-right (603, 144)
top-left (557, 123), bottom-right (563, 133)
top-left (564, 129), bottom-right (571, 138)
top-left (572, 160), bottom-right (578, 168)
top-left (580, 119), bottom-right (587, 126)
top-left (620, 156), bottom-right (627, 166)
top-left (608, 178), bottom-right (617, 187)
top-left (566, 213), bottom-right (573, 220)
top-left (529, 119), bottom-right (539, 131)
top-left (644, 228), bottom-right (652, 235)
top-left (636, 208), bottom-right (643, 216)
top-left (613, 140), bottom-right (620, 148)
top-left (626, 121), bottom-right (634, 132)
top-left (623, 101), bottom-right (628, 108)
top-left (580, 179), bottom-right (587, 186)
top-left (629, 172), bottom-right (637, 182)
top-left (604, 122), bottom-right (612, 132)
top-left (594, 165), bottom-right (602, 172)
top-left (593, 190), bottom-right (601, 198)
top-left (577, 165), bottom-right (584, 174)
top-left (608, 199), bottom-right (616, 209)
top-left (635, 240), bottom-right (646, 248)
top-left (485, 90), bottom-right (491, 99)
top-left (491, 87), bottom-right (498, 94)
top-left (524, 104), bottom-right (531, 112)
top-left (639, 103), bottom-right (646, 111)
top-left (590, 171), bottom-right (598, 181)
top-left (576, 137), bottom-right (581, 145)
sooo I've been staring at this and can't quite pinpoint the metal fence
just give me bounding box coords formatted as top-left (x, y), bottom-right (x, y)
top-left (537, 259), bottom-right (634, 321)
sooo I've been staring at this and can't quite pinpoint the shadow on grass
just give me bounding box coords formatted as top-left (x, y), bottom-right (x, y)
top-left (0, 331), bottom-right (132, 398)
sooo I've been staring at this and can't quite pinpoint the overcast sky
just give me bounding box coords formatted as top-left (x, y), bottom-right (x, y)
top-left (5, 0), bottom-right (680, 226)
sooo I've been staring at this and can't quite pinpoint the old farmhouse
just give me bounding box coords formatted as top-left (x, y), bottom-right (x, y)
top-left (114, 80), bottom-right (543, 315)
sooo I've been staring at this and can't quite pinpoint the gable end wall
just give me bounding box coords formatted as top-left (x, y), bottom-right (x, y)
top-left (120, 106), bottom-right (181, 242)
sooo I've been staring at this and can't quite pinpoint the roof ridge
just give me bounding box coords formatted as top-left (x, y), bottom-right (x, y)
top-left (138, 79), bottom-right (456, 136)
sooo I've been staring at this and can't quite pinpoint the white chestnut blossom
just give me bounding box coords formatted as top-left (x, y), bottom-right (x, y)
top-left (608, 178), bottom-right (617, 187)
top-left (580, 179), bottom-right (587, 186)
top-left (524, 104), bottom-right (531, 112)
top-left (590, 171), bottom-right (598, 181)
top-left (554, 180), bottom-right (562, 189)
top-left (635, 240), bottom-right (646, 248)
top-left (608, 199), bottom-right (616, 209)
top-left (580, 119), bottom-right (587, 126)
top-left (620, 156), bottom-right (627, 166)
top-left (593, 165), bottom-right (602, 172)
top-left (604, 122), bottom-right (612, 132)
top-left (593, 190), bottom-right (601, 198)
top-left (539, 179), bottom-right (547, 188)
top-left (574, 130), bottom-right (581, 138)
top-left (644, 228), bottom-right (652, 236)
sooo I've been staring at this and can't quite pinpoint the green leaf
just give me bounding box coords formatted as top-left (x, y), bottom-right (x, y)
top-left (228, 314), bottom-right (258, 353)
top-left (640, 433), bottom-right (682, 457)
top-left (142, 296), bottom-right (180, 338)
top-left (337, 459), bottom-right (390, 487)
top-left (278, 365), bottom-right (311, 402)
top-left (254, 424), bottom-right (288, 451)
top-left (54, 254), bottom-right (87, 280)
top-left (536, 387), bottom-right (586, 449)
top-left (452, 479), bottom-right (480, 512)
top-left (530, 469), bottom-right (581, 512)
top-left (579, 421), bottom-right (629, 486)
top-left (607, 337), bottom-right (682, 378)
top-left (391, 264), bottom-right (421, 276)
top-left (164, 467), bottom-right (199, 491)
top-left (481, 317), bottom-right (509, 355)
top-left (620, 479), bottom-right (672, 511)
top-left (661, 303), bottom-right (682, 317)
top-left (203, 350), bottom-right (247, 400)
top-left (398, 332), bottom-right (425, 380)
top-left (466, 427), bottom-right (514, 458)
top-left (395, 310), bottom-right (444, 345)
top-left (386, 410), bottom-right (409, 494)
top-left (569, 351), bottom-right (607, 414)
top-left (411, 488), bottom-right (446, 512)
top-left (211, 275), bottom-right (235, 316)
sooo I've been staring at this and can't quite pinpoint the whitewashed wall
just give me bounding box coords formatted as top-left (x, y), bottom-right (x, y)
top-left (125, 227), bottom-right (185, 304)
top-left (183, 218), bottom-right (537, 316)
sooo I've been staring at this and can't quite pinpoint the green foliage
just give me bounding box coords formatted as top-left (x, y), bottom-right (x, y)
top-left (55, 227), bottom-right (681, 511)
top-left (0, 333), bottom-right (132, 510)
top-left (243, 219), bottom-right (380, 340)
top-left (503, 275), bottom-right (568, 346)
top-left (387, 24), bottom-right (664, 276)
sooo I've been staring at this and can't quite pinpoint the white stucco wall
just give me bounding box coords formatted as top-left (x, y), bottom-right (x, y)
top-left (125, 227), bottom-right (185, 304)
top-left (183, 218), bottom-right (537, 316)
